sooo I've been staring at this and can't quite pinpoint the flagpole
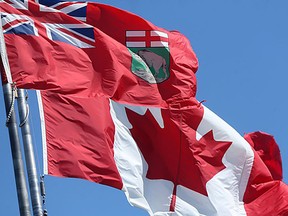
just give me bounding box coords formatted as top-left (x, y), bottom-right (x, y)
top-left (2, 83), bottom-right (31, 216)
top-left (17, 89), bottom-right (43, 216)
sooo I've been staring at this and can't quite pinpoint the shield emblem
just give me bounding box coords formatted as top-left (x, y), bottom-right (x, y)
top-left (126, 30), bottom-right (170, 84)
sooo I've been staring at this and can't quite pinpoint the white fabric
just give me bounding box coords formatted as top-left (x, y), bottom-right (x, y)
top-left (36, 90), bottom-right (48, 175)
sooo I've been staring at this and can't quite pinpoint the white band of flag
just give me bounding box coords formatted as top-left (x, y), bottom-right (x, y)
top-left (151, 30), bottom-right (168, 38)
top-left (36, 90), bottom-right (48, 175)
top-left (151, 41), bottom-right (168, 47)
top-left (126, 31), bottom-right (146, 37)
top-left (126, 41), bottom-right (146, 47)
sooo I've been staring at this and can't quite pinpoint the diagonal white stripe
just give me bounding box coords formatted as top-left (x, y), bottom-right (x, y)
top-left (8, 0), bottom-right (28, 10)
top-left (44, 23), bottom-right (94, 48)
top-left (57, 3), bottom-right (87, 15)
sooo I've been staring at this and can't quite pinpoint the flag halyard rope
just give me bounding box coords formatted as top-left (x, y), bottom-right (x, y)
top-left (5, 82), bottom-right (17, 127)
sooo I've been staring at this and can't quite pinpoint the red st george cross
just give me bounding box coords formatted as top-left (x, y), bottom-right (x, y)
top-left (126, 30), bottom-right (169, 47)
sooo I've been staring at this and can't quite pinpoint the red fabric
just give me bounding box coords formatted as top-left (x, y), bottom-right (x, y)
top-left (86, 3), bottom-right (198, 102)
top-left (1, 1), bottom-right (198, 107)
top-left (243, 132), bottom-right (288, 216)
top-left (245, 180), bottom-right (288, 216)
top-left (244, 131), bottom-right (283, 180)
top-left (41, 91), bottom-right (123, 189)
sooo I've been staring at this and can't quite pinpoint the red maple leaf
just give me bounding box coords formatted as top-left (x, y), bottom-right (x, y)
top-left (126, 104), bottom-right (232, 210)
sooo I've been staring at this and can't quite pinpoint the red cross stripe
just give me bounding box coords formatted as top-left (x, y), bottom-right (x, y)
top-left (126, 30), bottom-right (169, 48)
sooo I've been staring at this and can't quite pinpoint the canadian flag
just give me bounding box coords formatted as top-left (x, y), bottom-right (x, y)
top-left (38, 91), bottom-right (288, 216)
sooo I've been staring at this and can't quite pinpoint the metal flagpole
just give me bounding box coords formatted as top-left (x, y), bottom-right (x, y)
top-left (17, 88), bottom-right (43, 216)
top-left (2, 83), bottom-right (31, 216)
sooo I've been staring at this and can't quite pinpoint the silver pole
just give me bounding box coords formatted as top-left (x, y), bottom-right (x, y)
top-left (17, 89), bottom-right (43, 216)
top-left (2, 83), bottom-right (31, 216)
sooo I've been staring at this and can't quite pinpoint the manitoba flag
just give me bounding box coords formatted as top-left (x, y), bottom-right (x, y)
top-left (0, 0), bottom-right (175, 107)
top-left (4, 0), bottom-right (198, 101)
top-left (0, 0), bottom-right (198, 106)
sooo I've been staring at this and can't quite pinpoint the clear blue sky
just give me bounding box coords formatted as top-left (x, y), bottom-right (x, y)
top-left (1, 1), bottom-right (287, 215)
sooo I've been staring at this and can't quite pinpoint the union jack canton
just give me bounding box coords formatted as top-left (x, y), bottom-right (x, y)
top-left (1, 0), bottom-right (94, 48)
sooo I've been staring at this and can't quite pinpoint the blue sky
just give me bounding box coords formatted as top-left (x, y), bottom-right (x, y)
top-left (0, 1), bottom-right (287, 215)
